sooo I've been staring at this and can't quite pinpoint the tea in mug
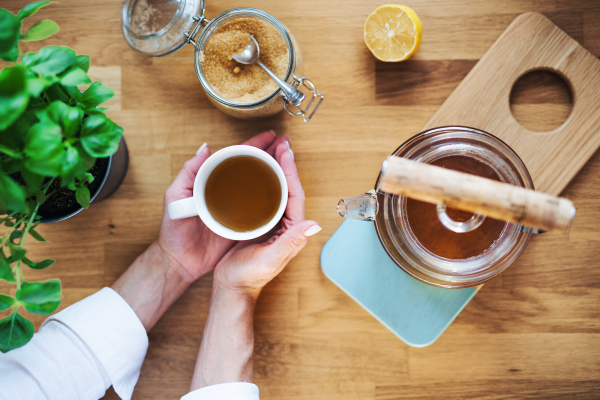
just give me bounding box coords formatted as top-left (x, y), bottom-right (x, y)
top-left (205, 156), bottom-right (282, 232)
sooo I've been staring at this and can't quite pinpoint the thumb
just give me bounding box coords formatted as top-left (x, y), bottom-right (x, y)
top-left (270, 221), bottom-right (321, 261)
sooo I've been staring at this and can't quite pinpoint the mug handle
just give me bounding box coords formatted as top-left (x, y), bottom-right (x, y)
top-left (167, 197), bottom-right (198, 220)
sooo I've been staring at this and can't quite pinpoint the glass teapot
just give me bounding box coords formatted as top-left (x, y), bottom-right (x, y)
top-left (121, 0), bottom-right (323, 121)
top-left (337, 126), bottom-right (537, 289)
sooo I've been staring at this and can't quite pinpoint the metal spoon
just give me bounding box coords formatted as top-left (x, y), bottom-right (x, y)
top-left (232, 35), bottom-right (305, 106)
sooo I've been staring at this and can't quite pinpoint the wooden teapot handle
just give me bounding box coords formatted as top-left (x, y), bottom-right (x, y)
top-left (378, 156), bottom-right (576, 233)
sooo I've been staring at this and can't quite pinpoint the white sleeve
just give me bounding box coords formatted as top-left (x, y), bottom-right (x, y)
top-left (182, 382), bottom-right (260, 400)
top-left (0, 287), bottom-right (148, 400)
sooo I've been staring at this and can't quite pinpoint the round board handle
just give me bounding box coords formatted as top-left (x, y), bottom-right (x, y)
top-left (378, 156), bottom-right (576, 233)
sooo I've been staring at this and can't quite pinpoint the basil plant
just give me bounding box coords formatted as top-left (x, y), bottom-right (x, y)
top-left (0, 1), bottom-right (123, 352)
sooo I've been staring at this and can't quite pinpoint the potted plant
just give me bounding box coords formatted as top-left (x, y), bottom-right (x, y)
top-left (0, 1), bottom-right (128, 352)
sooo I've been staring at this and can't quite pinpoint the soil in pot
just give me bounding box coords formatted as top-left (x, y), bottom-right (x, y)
top-left (37, 157), bottom-right (109, 220)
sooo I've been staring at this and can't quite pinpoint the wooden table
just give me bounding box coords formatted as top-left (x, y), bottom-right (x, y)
top-left (2, 0), bottom-right (599, 398)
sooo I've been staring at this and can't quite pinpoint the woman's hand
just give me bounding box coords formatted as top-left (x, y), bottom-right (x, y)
top-left (213, 139), bottom-right (321, 298)
top-left (156, 130), bottom-right (292, 283)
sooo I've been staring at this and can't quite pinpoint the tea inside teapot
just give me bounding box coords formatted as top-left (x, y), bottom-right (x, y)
top-left (336, 126), bottom-right (574, 288)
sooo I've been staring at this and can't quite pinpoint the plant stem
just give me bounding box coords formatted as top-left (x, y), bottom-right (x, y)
top-left (1, 216), bottom-right (25, 248)
top-left (14, 205), bottom-right (39, 290)
top-left (9, 177), bottom-right (54, 290)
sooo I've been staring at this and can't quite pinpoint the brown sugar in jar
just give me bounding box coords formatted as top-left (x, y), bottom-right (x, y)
top-left (201, 17), bottom-right (289, 103)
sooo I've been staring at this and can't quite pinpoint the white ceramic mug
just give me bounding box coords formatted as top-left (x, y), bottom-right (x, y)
top-left (167, 145), bottom-right (288, 241)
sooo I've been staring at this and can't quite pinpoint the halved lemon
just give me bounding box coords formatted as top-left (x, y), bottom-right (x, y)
top-left (364, 4), bottom-right (423, 62)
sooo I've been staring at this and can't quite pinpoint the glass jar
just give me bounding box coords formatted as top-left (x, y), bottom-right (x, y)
top-left (338, 126), bottom-right (536, 288)
top-left (121, 0), bottom-right (323, 121)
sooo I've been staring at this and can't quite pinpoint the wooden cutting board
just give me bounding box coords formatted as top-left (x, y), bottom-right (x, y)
top-left (423, 12), bottom-right (600, 195)
top-left (320, 12), bottom-right (600, 347)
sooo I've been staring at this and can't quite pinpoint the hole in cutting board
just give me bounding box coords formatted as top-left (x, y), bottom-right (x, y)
top-left (509, 70), bottom-right (573, 132)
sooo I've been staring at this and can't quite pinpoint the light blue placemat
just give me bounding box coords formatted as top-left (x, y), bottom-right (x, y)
top-left (320, 219), bottom-right (477, 347)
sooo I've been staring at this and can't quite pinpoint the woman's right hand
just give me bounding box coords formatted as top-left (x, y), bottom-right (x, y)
top-left (213, 140), bottom-right (321, 298)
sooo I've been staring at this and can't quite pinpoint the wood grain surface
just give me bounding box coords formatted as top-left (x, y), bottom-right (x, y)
top-left (1, 0), bottom-right (599, 399)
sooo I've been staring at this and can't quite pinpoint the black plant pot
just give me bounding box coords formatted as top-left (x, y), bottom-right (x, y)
top-left (39, 137), bottom-right (129, 223)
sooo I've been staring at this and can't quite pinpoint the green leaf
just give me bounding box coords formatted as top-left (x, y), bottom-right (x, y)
top-left (28, 228), bottom-right (49, 242)
top-left (0, 170), bottom-right (26, 213)
top-left (21, 167), bottom-right (44, 195)
top-left (9, 230), bottom-right (22, 244)
top-left (83, 107), bottom-right (108, 115)
top-left (17, 1), bottom-right (53, 20)
top-left (84, 172), bottom-right (94, 184)
top-left (60, 67), bottom-right (91, 86)
top-left (61, 145), bottom-right (79, 178)
top-left (0, 311), bottom-right (34, 353)
top-left (0, 294), bottom-right (15, 311)
top-left (25, 76), bottom-right (52, 97)
top-left (75, 186), bottom-right (90, 209)
top-left (62, 84), bottom-right (82, 101)
top-left (21, 19), bottom-right (59, 41)
top-left (80, 81), bottom-right (114, 108)
top-left (38, 101), bottom-right (83, 139)
top-left (22, 257), bottom-right (55, 270)
top-left (22, 46), bottom-right (77, 76)
top-left (73, 55), bottom-right (90, 73)
top-left (43, 82), bottom-right (70, 103)
top-left (16, 279), bottom-right (61, 315)
top-left (0, 10), bottom-right (21, 62)
top-left (7, 242), bottom-right (26, 262)
top-left (0, 66), bottom-right (29, 131)
top-left (23, 121), bottom-right (65, 176)
top-left (0, 253), bottom-right (16, 283)
top-left (74, 143), bottom-right (96, 175)
top-left (80, 115), bottom-right (123, 158)
top-left (0, 143), bottom-right (22, 159)
top-left (0, 112), bottom-right (33, 151)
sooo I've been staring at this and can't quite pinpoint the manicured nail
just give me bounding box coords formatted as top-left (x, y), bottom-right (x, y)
top-left (196, 142), bottom-right (207, 155)
top-left (285, 141), bottom-right (294, 160)
top-left (304, 224), bottom-right (322, 237)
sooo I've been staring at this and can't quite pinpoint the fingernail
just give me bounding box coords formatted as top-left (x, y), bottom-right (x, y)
top-left (196, 142), bottom-right (207, 156)
top-left (304, 224), bottom-right (322, 237)
top-left (269, 130), bottom-right (276, 137)
top-left (285, 141), bottom-right (294, 160)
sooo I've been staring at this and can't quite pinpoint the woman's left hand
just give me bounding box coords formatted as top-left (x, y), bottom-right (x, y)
top-left (156, 130), bottom-right (291, 283)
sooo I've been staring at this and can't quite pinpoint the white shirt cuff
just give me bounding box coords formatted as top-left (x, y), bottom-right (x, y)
top-left (42, 287), bottom-right (148, 400)
top-left (182, 383), bottom-right (260, 400)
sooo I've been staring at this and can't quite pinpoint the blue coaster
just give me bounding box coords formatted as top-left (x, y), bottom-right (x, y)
top-left (320, 219), bottom-right (477, 347)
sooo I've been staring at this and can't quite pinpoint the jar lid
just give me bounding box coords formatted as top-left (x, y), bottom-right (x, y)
top-left (121, 0), bottom-right (205, 56)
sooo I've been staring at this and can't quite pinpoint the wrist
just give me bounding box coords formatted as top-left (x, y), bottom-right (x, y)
top-left (191, 280), bottom-right (257, 389)
top-left (211, 279), bottom-right (260, 307)
top-left (112, 241), bottom-right (191, 331)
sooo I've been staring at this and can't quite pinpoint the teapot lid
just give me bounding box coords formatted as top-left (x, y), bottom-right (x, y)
top-left (121, 0), bottom-right (205, 56)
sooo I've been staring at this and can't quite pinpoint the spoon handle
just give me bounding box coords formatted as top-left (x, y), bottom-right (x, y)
top-left (257, 61), bottom-right (305, 106)
top-left (378, 156), bottom-right (576, 233)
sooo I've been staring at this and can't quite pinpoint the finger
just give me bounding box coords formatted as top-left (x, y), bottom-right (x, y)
top-left (167, 144), bottom-right (211, 200)
top-left (275, 142), bottom-right (305, 225)
top-left (265, 135), bottom-right (290, 157)
top-left (243, 130), bottom-right (276, 150)
top-left (269, 221), bottom-right (320, 263)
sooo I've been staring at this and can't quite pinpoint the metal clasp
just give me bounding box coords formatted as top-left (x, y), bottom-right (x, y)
top-left (184, 1), bottom-right (209, 47)
top-left (283, 76), bottom-right (324, 122)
